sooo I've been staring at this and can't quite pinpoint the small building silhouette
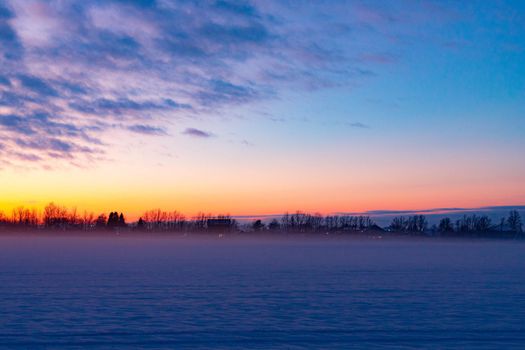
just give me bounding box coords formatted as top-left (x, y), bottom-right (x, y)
top-left (207, 218), bottom-right (232, 232)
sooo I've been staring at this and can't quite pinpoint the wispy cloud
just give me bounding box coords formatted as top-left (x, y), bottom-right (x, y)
top-left (348, 122), bottom-right (370, 128)
top-left (0, 0), bottom-right (472, 167)
top-left (336, 206), bottom-right (525, 224)
top-left (127, 124), bottom-right (167, 136)
top-left (182, 128), bottom-right (214, 138)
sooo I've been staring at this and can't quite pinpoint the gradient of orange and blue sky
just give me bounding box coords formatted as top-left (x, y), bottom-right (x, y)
top-left (0, 0), bottom-right (524, 219)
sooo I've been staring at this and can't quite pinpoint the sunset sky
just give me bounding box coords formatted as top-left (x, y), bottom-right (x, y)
top-left (0, 0), bottom-right (524, 219)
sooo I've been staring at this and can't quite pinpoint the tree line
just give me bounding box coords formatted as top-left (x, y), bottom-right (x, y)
top-left (0, 203), bottom-right (522, 237)
top-left (386, 211), bottom-right (523, 237)
top-left (0, 203), bottom-right (236, 232)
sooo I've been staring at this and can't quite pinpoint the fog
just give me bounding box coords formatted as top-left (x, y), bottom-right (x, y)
top-left (1, 235), bottom-right (524, 348)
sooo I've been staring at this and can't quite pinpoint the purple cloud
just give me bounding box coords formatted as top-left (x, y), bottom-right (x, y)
top-left (127, 124), bottom-right (167, 136)
top-left (0, 0), bottom-right (473, 167)
top-left (182, 128), bottom-right (213, 138)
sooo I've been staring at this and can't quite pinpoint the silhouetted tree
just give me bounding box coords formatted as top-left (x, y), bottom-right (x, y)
top-left (81, 211), bottom-right (95, 231)
top-left (268, 219), bottom-right (280, 231)
top-left (438, 217), bottom-right (454, 234)
top-left (69, 207), bottom-right (80, 228)
top-left (409, 215), bottom-right (427, 233)
top-left (508, 210), bottom-right (523, 234)
top-left (10, 206), bottom-right (38, 228)
top-left (280, 212), bottom-right (368, 233)
top-left (137, 217), bottom-right (145, 231)
top-left (141, 209), bottom-right (186, 231)
top-left (499, 217), bottom-right (506, 232)
top-left (193, 212), bottom-right (210, 231)
top-left (95, 214), bottom-right (107, 230)
top-left (106, 212), bottom-right (120, 229)
top-left (390, 217), bottom-right (407, 232)
top-left (118, 213), bottom-right (126, 227)
top-left (455, 214), bottom-right (492, 235)
top-left (0, 211), bottom-right (7, 226)
top-left (474, 215), bottom-right (491, 232)
top-left (166, 211), bottom-right (185, 231)
top-left (252, 219), bottom-right (264, 232)
top-left (43, 202), bottom-right (69, 229)
top-left (389, 216), bottom-right (426, 234)
top-left (0, 201), bottom-right (520, 239)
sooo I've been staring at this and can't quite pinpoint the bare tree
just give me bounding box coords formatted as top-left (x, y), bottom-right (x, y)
top-left (43, 202), bottom-right (69, 229)
top-left (438, 218), bottom-right (454, 233)
top-left (81, 211), bottom-right (95, 231)
top-left (268, 219), bottom-right (280, 231)
top-left (508, 210), bottom-right (523, 234)
top-left (456, 214), bottom-right (492, 235)
top-left (390, 217), bottom-right (407, 232)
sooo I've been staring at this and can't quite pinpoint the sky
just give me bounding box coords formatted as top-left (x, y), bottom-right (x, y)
top-left (0, 0), bottom-right (524, 219)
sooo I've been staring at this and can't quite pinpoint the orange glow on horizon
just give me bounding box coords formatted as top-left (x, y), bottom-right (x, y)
top-left (1, 140), bottom-right (524, 221)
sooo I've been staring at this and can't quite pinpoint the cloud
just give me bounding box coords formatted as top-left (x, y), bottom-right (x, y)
top-left (0, 21), bottom-right (22, 61)
top-left (0, 0), bottom-right (469, 167)
top-left (12, 152), bottom-right (41, 162)
top-left (70, 98), bottom-right (190, 116)
top-left (198, 22), bottom-right (269, 44)
top-left (197, 80), bottom-right (260, 106)
top-left (230, 206), bottom-right (525, 225)
top-left (182, 128), bottom-right (213, 138)
top-left (348, 122), bottom-right (370, 128)
top-left (214, 0), bottom-right (259, 17)
top-left (359, 206), bottom-right (525, 216)
top-left (0, 75), bottom-right (10, 86)
top-left (0, 112), bottom-right (102, 164)
top-left (127, 124), bottom-right (167, 136)
top-left (335, 205), bottom-right (525, 225)
top-left (17, 74), bottom-right (58, 97)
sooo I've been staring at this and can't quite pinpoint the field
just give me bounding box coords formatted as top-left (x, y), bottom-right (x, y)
top-left (1, 235), bottom-right (524, 349)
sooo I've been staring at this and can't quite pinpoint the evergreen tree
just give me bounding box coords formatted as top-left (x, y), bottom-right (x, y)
top-left (118, 213), bottom-right (126, 227)
top-left (107, 212), bottom-right (119, 229)
top-left (137, 217), bottom-right (145, 231)
top-left (252, 219), bottom-right (264, 231)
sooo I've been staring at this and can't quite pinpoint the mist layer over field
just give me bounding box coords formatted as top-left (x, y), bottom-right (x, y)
top-left (1, 235), bottom-right (524, 349)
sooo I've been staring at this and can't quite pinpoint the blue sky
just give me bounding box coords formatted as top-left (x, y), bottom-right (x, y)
top-left (0, 0), bottom-right (524, 216)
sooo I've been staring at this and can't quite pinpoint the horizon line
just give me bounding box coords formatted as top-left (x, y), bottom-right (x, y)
top-left (1, 203), bottom-right (524, 222)
top-left (230, 205), bottom-right (525, 221)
